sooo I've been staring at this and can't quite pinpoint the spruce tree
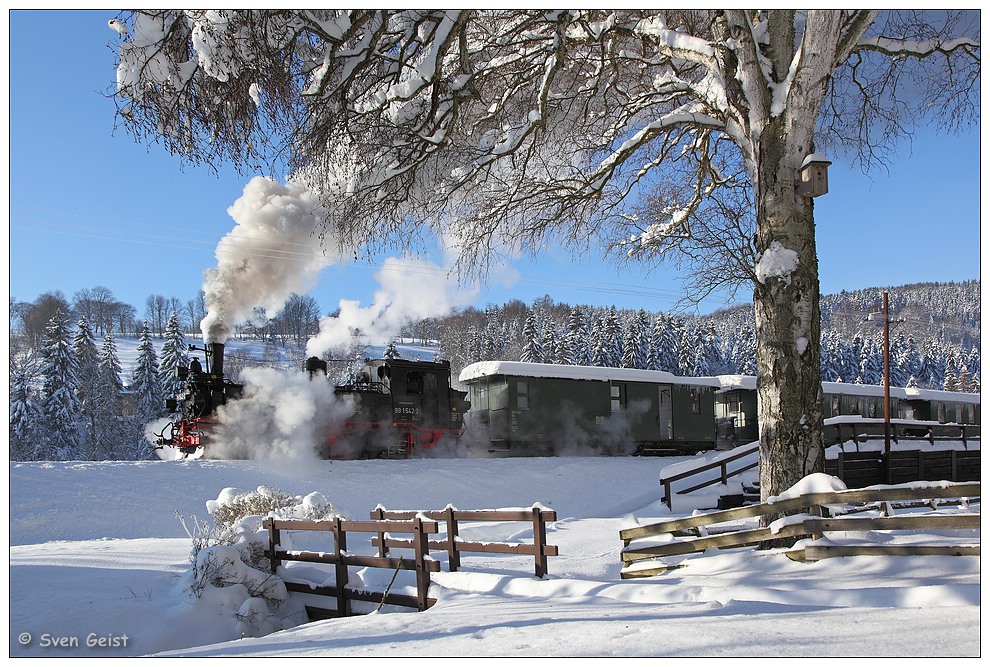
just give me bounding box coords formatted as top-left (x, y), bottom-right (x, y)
top-left (541, 321), bottom-right (558, 365)
top-left (131, 322), bottom-right (165, 420)
top-left (520, 313), bottom-right (544, 364)
top-left (942, 357), bottom-right (960, 392)
top-left (38, 310), bottom-right (83, 460)
top-left (565, 307), bottom-right (590, 366)
top-left (159, 311), bottom-right (189, 400)
top-left (73, 316), bottom-right (102, 458)
top-left (9, 353), bottom-right (42, 460)
top-left (621, 317), bottom-right (644, 369)
top-left (593, 308), bottom-right (622, 368)
top-left (96, 332), bottom-right (126, 459)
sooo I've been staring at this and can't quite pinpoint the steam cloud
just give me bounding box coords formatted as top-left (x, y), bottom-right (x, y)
top-left (209, 366), bottom-right (356, 462)
top-left (201, 176), bottom-right (344, 343)
top-left (306, 257), bottom-right (478, 358)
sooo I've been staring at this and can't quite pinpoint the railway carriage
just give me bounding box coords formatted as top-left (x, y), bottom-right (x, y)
top-left (458, 361), bottom-right (721, 456)
top-left (714, 376), bottom-right (980, 447)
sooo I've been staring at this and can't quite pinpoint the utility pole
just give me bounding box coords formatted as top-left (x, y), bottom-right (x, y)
top-left (882, 292), bottom-right (891, 483)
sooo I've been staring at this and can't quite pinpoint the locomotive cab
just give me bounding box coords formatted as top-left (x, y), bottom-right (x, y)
top-left (325, 357), bottom-right (470, 458)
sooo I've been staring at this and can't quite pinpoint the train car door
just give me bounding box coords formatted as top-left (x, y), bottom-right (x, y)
top-left (658, 386), bottom-right (673, 440)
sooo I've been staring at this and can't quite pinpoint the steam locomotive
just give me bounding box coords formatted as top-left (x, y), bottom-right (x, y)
top-left (154, 342), bottom-right (471, 459)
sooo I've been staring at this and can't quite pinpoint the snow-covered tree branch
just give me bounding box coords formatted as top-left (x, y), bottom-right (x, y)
top-left (111, 9), bottom-right (979, 505)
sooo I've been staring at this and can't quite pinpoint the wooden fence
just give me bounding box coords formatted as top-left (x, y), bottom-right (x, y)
top-left (659, 442), bottom-right (759, 509)
top-left (824, 420), bottom-right (979, 447)
top-left (264, 516), bottom-right (441, 619)
top-left (370, 506), bottom-right (558, 578)
top-left (658, 420), bottom-right (980, 509)
top-left (264, 505), bottom-right (558, 619)
top-left (620, 481), bottom-right (980, 579)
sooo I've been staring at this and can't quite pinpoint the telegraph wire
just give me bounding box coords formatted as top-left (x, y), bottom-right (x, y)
top-left (10, 211), bottom-right (729, 309)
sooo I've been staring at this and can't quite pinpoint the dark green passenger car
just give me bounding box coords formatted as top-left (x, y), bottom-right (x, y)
top-left (458, 361), bottom-right (720, 456)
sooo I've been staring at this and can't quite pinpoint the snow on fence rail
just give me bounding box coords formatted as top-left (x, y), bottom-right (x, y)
top-left (620, 481), bottom-right (981, 579)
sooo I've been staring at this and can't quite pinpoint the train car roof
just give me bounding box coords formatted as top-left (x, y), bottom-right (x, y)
top-left (459, 364), bottom-right (980, 405)
top-left (714, 374), bottom-right (980, 404)
top-left (458, 361), bottom-right (722, 387)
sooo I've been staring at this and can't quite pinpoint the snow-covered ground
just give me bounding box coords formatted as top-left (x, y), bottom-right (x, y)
top-left (9, 452), bottom-right (980, 657)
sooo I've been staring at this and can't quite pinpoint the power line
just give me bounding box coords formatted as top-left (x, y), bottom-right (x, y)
top-left (11, 211), bottom-right (728, 308)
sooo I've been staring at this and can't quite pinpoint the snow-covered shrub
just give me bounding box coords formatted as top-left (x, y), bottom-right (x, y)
top-left (174, 485), bottom-right (342, 638)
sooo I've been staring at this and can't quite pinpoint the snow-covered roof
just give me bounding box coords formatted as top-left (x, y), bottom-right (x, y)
top-left (458, 361), bottom-right (721, 387)
top-left (459, 362), bottom-right (980, 404)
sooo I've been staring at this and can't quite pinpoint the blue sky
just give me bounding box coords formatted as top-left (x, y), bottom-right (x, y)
top-left (8, 10), bottom-right (982, 321)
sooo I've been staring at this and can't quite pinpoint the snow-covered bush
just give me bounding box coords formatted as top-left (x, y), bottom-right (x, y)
top-left (174, 485), bottom-right (341, 638)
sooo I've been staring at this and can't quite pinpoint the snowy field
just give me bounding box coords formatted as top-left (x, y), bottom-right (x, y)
top-left (9, 454), bottom-right (980, 658)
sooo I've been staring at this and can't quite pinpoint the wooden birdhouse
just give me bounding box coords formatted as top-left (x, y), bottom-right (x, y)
top-left (797, 153), bottom-right (831, 198)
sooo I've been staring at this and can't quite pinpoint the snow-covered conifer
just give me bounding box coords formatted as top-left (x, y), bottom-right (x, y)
top-left (38, 310), bottom-right (83, 460)
top-left (520, 313), bottom-right (544, 364)
top-left (9, 353), bottom-right (42, 460)
top-left (621, 315), bottom-right (647, 370)
top-left (565, 307), bottom-right (590, 366)
top-left (93, 332), bottom-right (127, 459)
top-left (160, 311), bottom-right (189, 400)
top-left (73, 316), bottom-right (102, 458)
top-left (131, 322), bottom-right (165, 420)
top-left (592, 308), bottom-right (622, 368)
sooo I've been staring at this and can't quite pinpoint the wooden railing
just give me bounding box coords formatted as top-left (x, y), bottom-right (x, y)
top-left (264, 505), bottom-right (559, 619)
top-left (658, 419), bottom-right (980, 509)
top-left (264, 516), bottom-right (441, 618)
top-left (370, 506), bottom-right (558, 578)
top-left (620, 481), bottom-right (980, 579)
top-left (824, 419), bottom-right (980, 447)
top-left (658, 443), bottom-right (759, 509)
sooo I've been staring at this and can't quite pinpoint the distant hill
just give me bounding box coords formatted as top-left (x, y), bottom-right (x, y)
top-left (411, 279), bottom-right (980, 391)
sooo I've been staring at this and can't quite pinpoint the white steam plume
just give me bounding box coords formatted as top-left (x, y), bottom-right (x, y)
top-left (209, 367), bottom-right (356, 461)
top-left (201, 176), bottom-right (344, 343)
top-left (306, 257), bottom-right (479, 358)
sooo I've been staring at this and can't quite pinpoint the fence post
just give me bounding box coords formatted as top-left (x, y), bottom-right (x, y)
top-left (265, 518), bottom-right (282, 575)
top-left (412, 516), bottom-right (431, 611)
top-left (444, 506), bottom-right (460, 572)
top-left (373, 507), bottom-right (389, 558)
top-left (663, 479), bottom-right (672, 510)
top-left (333, 517), bottom-right (350, 617)
top-left (532, 507), bottom-right (549, 578)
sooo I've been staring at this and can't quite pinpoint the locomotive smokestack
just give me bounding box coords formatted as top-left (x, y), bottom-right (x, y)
top-left (209, 342), bottom-right (225, 377)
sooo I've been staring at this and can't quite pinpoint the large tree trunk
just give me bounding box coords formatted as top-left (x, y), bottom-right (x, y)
top-left (753, 119), bottom-right (825, 508)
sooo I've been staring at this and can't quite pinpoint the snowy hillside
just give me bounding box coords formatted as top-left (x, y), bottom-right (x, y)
top-left (9, 455), bottom-right (980, 657)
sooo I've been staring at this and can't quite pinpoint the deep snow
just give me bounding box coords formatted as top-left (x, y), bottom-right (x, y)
top-left (9, 452), bottom-right (980, 658)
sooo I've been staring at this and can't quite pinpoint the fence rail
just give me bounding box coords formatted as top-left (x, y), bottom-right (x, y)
top-left (264, 515), bottom-right (441, 617)
top-left (658, 419), bottom-right (980, 509)
top-left (659, 443), bottom-right (759, 509)
top-left (620, 481), bottom-right (980, 579)
top-left (264, 505), bottom-right (559, 620)
top-left (824, 420), bottom-right (980, 447)
top-left (370, 506), bottom-right (558, 578)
